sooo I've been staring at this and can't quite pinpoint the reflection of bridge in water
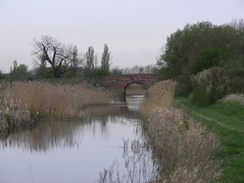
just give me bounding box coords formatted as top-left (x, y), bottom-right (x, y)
top-left (102, 74), bottom-right (159, 95)
top-left (83, 96), bottom-right (143, 118)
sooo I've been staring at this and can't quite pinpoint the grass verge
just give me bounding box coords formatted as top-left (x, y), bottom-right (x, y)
top-left (175, 97), bottom-right (244, 183)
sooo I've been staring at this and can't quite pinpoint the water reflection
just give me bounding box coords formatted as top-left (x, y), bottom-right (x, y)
top-left (0, 95), bottom-right (144, 152)
top-left (0, 95), bottom-right (156, 183)
top-left (125, 95), bottom-right (145, 112)
top-left (0, 117), bottom-right (141, 152)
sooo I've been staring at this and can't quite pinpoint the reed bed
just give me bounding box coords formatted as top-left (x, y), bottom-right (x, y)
top-left (1, 81), bottom-right (116, 119)
top-left (141, 80), bottom-right (176, 117)
top-left (142, 80), bottom-right (220, 183)
top-left (0, 97), bottom-right (33, 135)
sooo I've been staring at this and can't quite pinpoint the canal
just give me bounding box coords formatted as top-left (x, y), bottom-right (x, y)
top-left (0, 95), bottom-right (157, 183)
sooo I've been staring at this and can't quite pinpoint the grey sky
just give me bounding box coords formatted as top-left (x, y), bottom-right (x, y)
top-left (0, 0), bottom-right (244, 72)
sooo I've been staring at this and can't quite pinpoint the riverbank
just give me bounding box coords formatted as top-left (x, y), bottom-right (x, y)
top-left (0, 81), bottom-right (117, 137)
top-left (141, 80), bottom-right (220, 183)
top-left (175, 97), bottom-right (244, 183)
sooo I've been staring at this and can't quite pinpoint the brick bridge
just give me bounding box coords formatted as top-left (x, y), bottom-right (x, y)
top-left (102, 74), bottom-right (159, 94)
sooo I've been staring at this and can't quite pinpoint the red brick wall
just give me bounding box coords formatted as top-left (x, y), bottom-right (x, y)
top-left (102, 74), bottom-right (159, 91)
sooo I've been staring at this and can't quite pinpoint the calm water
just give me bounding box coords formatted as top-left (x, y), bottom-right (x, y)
top-left (0, 95), bottom-right (156, 183)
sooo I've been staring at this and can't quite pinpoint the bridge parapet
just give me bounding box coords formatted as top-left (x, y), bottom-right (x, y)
top-left (102, 74), bottom-right (159, 92)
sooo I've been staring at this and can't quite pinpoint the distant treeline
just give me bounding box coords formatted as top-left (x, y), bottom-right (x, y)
top-left (0, 35), bottom-right (157, 81)
top-left (157, 20), bottom-right (244, 105)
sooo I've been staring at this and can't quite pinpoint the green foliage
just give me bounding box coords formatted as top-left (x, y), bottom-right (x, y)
top-left (192, 47), bottom-right (229, 74)
top-left (35, 67), bottom-right (54, 78)
top-left (111, 68), bottom-right (123, 75)
top-left (165, 22), bottom-right (243, 77)
top-left (9, 61), bottom-right (33, 80)
top-left (191, 83), bottom-right (209, 106)
top-left (228, 64), bottom-right (244, 93)
top-left (158, 21), bottom-right (244, 97)
top-left (230, 76), bottom-right (244, 93)
top-left (174, 76), bottom-right (192, 97)
top-left (85, 68), bottom-right (111, 79)
top-left (62, 67), bottom-right (82, 78)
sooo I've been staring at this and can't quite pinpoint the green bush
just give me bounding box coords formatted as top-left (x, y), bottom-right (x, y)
top-left (85, 68), bottom-right (111, 79)
top-left (191, 47), bottom-right (229, 74)
top-left (35, 67), bottom-right (55, 79)
top-left (230, 77), bottom-right (244, 93)
top-left (192, 67), bottom-right (230, 105)
top-left (191, 84), bottom-right (209, 105)
top-left (174, 76), bottom-right (192, 97)
top-left (192, 63), bottom-right (244, 105)
top-left (228, 66), bottom-right (244, 93)
top-left (10, 64), bottom-right (34, 80)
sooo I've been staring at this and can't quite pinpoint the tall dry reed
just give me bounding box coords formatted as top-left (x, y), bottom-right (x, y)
top-left (142, 80), bottom-right (220, 183)
top-left (0, 96), bottom-right (32, 134)
top-left (142, 80), bottom-right (176, 116)
top-left (3, 81), bottom-right (115, 118)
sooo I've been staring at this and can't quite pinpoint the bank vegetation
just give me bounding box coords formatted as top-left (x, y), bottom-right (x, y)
top-left (142, 80), bottom-right (220, 183)
top-left (0, 81), bottom-right (116, 135)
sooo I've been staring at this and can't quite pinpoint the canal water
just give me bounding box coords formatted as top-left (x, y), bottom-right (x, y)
top-left (0, 95), bottom-right (156, 183)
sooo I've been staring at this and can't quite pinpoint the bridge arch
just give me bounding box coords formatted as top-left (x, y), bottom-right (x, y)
top-left (102, 74), bottom-right (159, 95)
top-left (123, 81), bottom-right (148, 96)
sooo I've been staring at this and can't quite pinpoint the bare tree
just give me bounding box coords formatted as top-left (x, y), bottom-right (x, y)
top-left (33, 35), bottom-right (71, 78)
top-left (101, 44), bottom-right (111, 70)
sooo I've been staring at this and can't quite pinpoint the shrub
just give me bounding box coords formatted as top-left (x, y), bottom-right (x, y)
top-left (174, 76), bottom-right (192, 97)
top-left (35, 67), bottom-right (55, 79)
top-left (85, 68), bottom-right (111, 79)
top-left (228, 66), bottom-right (244, 93)
top-left (191, 67), bottom-right (230, 105)
top-left (192, 63), bottom-right (244, 105)
top-left (9, 61), bottom-right (34, 80)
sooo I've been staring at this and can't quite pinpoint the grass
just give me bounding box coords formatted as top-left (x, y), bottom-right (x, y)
top-left (141, 80), bottom-right (220, 183)
top-left (208, 101), bottom-right (244, 122)
top-left (175, 97), bottom-right (244, 183)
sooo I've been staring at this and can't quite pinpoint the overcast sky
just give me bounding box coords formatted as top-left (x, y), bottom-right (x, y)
top-left (0, 0), bottom-right (244, 72)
